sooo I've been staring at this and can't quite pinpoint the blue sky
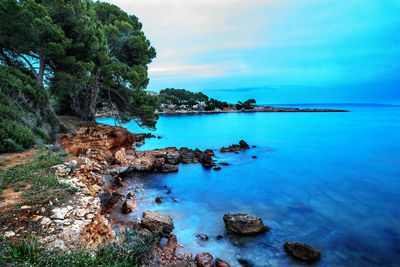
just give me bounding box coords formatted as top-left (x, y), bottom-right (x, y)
top-left (105, 0), bottom-right (400, 104)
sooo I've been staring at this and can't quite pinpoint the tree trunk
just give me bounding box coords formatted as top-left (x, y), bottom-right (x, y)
top-left (84, 70), bottom-right (100, 122)
top-left (70, 89), bottom-right (83, 119)
top-left (36, 55), bottom-right (45, 86)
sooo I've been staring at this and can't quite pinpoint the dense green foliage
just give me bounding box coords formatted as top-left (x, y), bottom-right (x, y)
top-left (159, 88), bottom-right (230, 111)
top-left (0, 66), bottom-right (63, 152)
top-left (0, 230), bottom-right (156, 266)
top-left (0, 0), bottom-right (158, 131)
top-left (159, 88), bottom-right (209, 105)
top-left (236, 99), bottom-right (256, 110)
top-left (159, 88), bottom-right (257, 111)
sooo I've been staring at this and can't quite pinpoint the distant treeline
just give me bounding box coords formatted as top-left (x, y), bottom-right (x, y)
top-left (158, 88), bottom-right (256, 111)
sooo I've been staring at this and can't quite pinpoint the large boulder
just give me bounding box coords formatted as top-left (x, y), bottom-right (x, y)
top-left (141, 210), bottom-right (174, 236)
top-left (223, 213), bottom-right (269, 235)
top-left (284, 242), bottom-right (321, 262)
top-left (122, 198), bottom-right (138, 214)
top-left (195, 252), bottom-right (214, 267)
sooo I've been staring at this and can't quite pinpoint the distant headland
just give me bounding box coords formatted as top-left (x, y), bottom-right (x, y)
top-left (96, 88), bottom-right (348, 117)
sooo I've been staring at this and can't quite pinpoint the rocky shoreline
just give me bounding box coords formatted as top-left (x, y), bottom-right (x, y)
top-left (1, 120), bottom-right (321, 266)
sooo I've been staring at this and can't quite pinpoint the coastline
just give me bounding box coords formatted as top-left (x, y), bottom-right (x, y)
top-left (96, 105), bottom-right (349, 117)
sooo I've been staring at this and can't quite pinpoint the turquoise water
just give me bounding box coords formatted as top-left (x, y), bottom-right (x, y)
top-left (97, 104), bottom-right (400, 266)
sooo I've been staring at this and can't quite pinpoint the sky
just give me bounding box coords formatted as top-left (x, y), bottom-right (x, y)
top-left (104, 0), bottom-right (400, 104)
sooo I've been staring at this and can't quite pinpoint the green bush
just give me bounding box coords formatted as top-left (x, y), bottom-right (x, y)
top-left (0, 66), bottom-right (62, 152)
top-left (0, 120), bottom-right (35, 152)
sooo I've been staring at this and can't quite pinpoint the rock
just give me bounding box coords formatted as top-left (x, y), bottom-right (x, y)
top-left (195, 252), bottom-right (214, 267)
top-left (179, 147), bottom-right (196, 163)
top-left (161, 164), bottom-right (179, 173)
top-left (216, 235), bottom-right (223, 240)
top-left (141, 210), bottom-right (174, 236)
top-left (165, 151), bottom-right (180, 164)
top-left (220, 141), bottom-right (250, 153)
top-left (252, 145), bottom-right (256, 148)
top-left (238, 258), bottom-right (253, 267)
top-left (20, 205), bottom-right (31, 209)
top-left (252, 156), bottom-right (257, 159)
top-left (204, 149), bottom-right (215, 156)
top-left (213, 166), bottom-right (221, 171)
top-left (239, 140), bottom-right (250, 149)
top-left (284, 242), bottom-right (321, 262)
top-left (219, 162), bottom-right (229, 166)
top-left (155, 197), bottom-right (162, 204)
top-left (122, 198), bottom-right (138, 214)
top-left (163, 234), bottom-right (177, 262)
top-left (4, 231), bottom-right (15, 238)
top-left (196, 233), bottom-right (209, 241)
top-left (126, 192), bottom-right (135, 199)
top-left (51, 207), bottom-right (70, 220)
top-left (201, 155), bottom-right (215, 168)
top-left (216, 258), bottom-right (230, 267)
top-left (223, 213), bottom-right (270, 235)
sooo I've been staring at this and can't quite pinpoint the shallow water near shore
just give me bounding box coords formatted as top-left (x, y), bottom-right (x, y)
top-left (98, 104), bottom-right (400, 266)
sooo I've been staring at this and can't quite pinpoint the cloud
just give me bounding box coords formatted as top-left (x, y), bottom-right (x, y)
top-left (104, 0), bottom-right (400, 95)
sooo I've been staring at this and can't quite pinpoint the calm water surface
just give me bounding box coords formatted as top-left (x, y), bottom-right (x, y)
top-left (97, 104), bottom-right (400, 266)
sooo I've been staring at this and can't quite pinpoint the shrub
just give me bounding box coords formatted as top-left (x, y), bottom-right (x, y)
top-left (0, 120), bottom-right (35, 152)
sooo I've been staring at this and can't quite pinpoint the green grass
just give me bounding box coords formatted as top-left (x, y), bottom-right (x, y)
top-left (0, 230), bottom-right (156, 266)
top-left (0, 151), bottom-right (73, 207)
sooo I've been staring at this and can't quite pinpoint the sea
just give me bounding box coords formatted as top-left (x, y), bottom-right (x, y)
top-left (97, 103), bottom-right (400, 266)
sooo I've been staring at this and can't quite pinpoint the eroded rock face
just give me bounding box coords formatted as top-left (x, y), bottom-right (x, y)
top-left (216, 258), bottom-right (231, 267)
top-left (114, 148), bottom-right (126, 164)
top-left (284, 242), bottom-right (321, 262)
top-left (195, 252), bottom-right (214, 267)
top-left (141, 210), bottom-right (174, 236)
top-left (223, 213), bottom-right (269, 235)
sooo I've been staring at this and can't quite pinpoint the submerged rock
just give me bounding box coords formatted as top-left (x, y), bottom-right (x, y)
top-left (195, 252), bottom-right (214, 267)
top-left (238, 258), bottom-right (253, 267)
top-left (213, 166), bottom-right (222, 171)
top-left (196, 233), bottom-right (209, 241)
top-left (216, 258), bottom-right (230, 267)
top-left (284, 242), bottom-right (321, 262)
top-left (223, 213), bottom-right (270, 235)
top-left (141, 210), bottom-right (174, 236)
top-left (219, 162), bottom-right (229, 166)
top-left (155, 196), bottom-right (162, 204)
